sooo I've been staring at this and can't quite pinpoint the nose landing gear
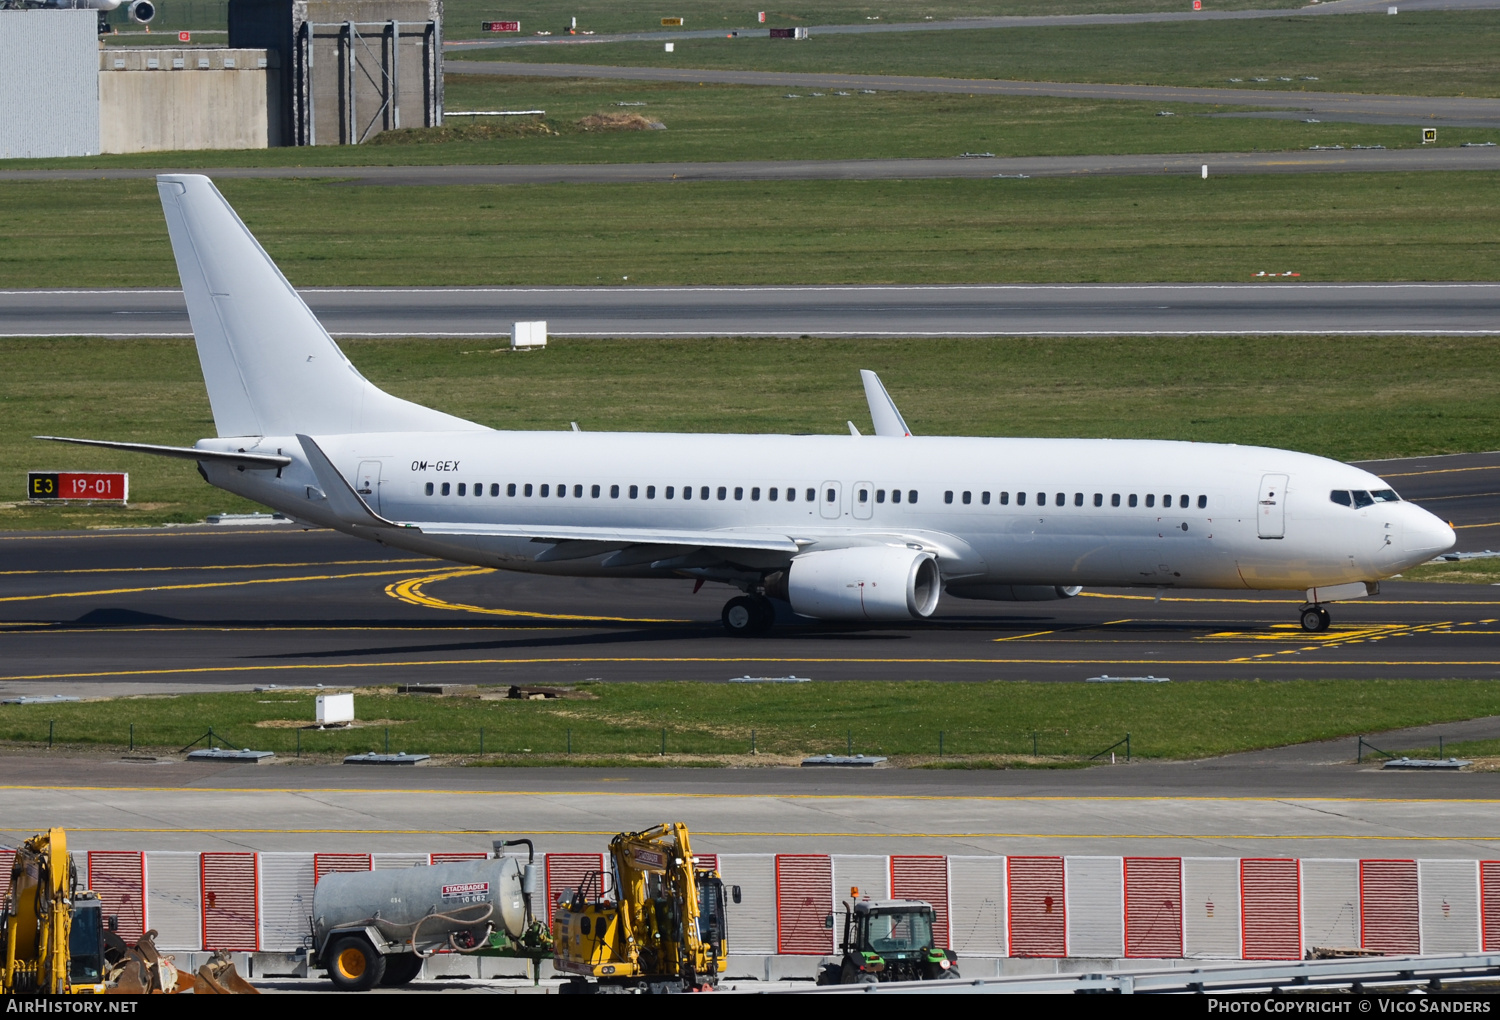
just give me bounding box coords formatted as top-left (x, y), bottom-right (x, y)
top-left (722, 594), bottom-right (775, 637)
top-left (1300, 604), bottom-right (1331, 632)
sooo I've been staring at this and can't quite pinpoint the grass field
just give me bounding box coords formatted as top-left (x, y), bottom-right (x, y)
top-left (3, 333), bottom-right (1497, 529)
top-left (11, 79), bottom-right (1495, 171)
top-left (4, 173), bottom-right (1500, 288)
top-left (0, 679), bottom-right (1495, 764)
top-left (471, 10), bottom-right (1500, 99)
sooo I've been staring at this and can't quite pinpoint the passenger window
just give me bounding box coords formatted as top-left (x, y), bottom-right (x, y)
top-left (1197, 495), bottom-right (1207, 509)
top-left (629, 485), bottom-right (639, 499)
top-left (666, 486), bottom-right (675, 499)
top-left (945, 491), bottom-right (954, 505)
top-left (507, 483), bottom-right (516, 497)
top-left (807, 488), bottom-right (817, 502)
top-left (524, 483), bottom-right (533, 497)
top-left (1056, 493), bottom-right (1065, 506)
top-left (825, 488), bottom-right (835, 503)
top-left (981, 492), bottom-right (991, 505)
top-left (1180, 494), bottom-right (1189, 507)
top-left (1129, 494), bottom-right (1138, 507)
top-left (858, 488), bottom-right (869, 504)
top-left (752, 487), bottom-right (761, 501)
top-left (574, 484), bottom-right (583, 498)
top-left (702, 487), bottom-right (711, 501)
top-left (539, 484), bottom-right (550, 497)
top-left (683, 486), bottom-right (692, 501)
top-left (475, 484), bottom-right (483, 498)
top-left (1112, 494), bottom-right (1120, 507)
top-left (457, 483), bottom-right (466, 496)
top-left (1093, 493), bottom-right (1102, 507)
top-left (1146, 494), bottom-right (1155, 508)
top-left (1074, 493), bottom-right (1083, 507)
top-left (1371, 489), bottom-right (1400, 503)
top-left (892, 489), bottom-right (902, 504)
top-left (1352, 490), bottom-right (1374, 508)
top-left (734, 487), bottom-right (743, 500)
top-left (1017, 492), bottom-right (1027, 506)
top-left (441, 482), bottom-right (450, 496)
top-left (1330, 490), bottom-right (1352, 506)
top-left (1163, 494), bottom-right (1172, 508)
top-left (769, 487), bottom-right (778, 501)
top-left (647, 486), bottom-right (655, 499)
top-left (876, 489), bottom-right (886, 504)
top-left (1037, 492), bottom-right (1046, 507)
top-left (425, 482), bottom-right (433, 496)
top-left (610, 484), bottom-right (620, 498)
top-left (491, 484), bottom-right (499, 497)
top-left (591, 484), bottom-right (601, 498)
top-left (999, 491), bottom-right (1009, 505)
top-left (908, 490), bottom-right (918, 504)
top-left (718, 486), bottom-right (728, 501)
top-left (962, 491), bottom-right (971, 505)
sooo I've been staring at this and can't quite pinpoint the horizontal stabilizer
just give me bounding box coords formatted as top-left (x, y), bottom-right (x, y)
top-left (35, 435), bottom-right (290, 468)
top-left (296, 434), bottom-right (408, 530)
top-left (860, 370), bottom-right (912, 437)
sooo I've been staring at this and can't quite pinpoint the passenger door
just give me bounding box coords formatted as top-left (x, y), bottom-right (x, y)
top-left (851, 481), bottom-right (874, 520)
top-left (819, 480), bottom-right (843, 520)
top-left (356, 460), bottom-right (383, 514)
top-left (1257, 474), bottom-right (1287, 539)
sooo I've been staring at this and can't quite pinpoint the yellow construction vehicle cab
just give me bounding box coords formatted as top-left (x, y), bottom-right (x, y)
top-left (1, 828), bottom-right (106, 994)
top-left (553, 822), bottom-right (729, 994)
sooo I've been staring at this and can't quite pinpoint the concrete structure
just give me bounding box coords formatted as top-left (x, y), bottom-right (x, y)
top-left (99, 48), bottom-right (280, 152)
top-left (229, 0), bottom-right (442, 145)
top-left (0, 9), bottom-right (100, 158)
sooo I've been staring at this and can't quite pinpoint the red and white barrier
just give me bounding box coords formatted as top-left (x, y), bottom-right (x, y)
top-left (21, 849), bottom-right (1500, 961)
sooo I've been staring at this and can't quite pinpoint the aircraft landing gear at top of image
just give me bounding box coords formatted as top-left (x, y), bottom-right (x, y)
top-left (1300, 604), bottom-right (1332, 632)
top-left (723, 595), bottom-right (776, 637)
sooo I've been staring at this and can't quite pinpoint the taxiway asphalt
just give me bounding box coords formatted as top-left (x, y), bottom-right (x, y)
top-left (0, 452), bottom-right (1494, 696)
top-left (8, 282), bottom-right (1500, 338)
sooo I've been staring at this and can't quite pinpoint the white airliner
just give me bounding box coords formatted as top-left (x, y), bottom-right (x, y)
top-left (41, 175), bottom-right (1455, 636)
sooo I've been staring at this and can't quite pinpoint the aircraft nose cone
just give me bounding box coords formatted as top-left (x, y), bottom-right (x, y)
top-left (1405, 507), bottom-right (1456, 560)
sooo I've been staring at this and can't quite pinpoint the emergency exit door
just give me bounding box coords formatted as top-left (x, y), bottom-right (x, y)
top-left (356, 460), bottom-right (383, 513)
top-left (1257, 474), bottom-right (1287, 539)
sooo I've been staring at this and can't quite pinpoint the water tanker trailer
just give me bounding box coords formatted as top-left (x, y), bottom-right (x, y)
top-left (310, 840), bottom-right (552, 990)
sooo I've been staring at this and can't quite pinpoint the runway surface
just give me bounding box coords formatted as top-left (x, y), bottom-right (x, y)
top-left (8, 282), bottom-right (1500, 338)
top-left (4, 146), bottom-right (1497, 188)
top-left (0, 452), bottom-right (1494, 696)
top-left (450, 61), bottom-right (1500, 129)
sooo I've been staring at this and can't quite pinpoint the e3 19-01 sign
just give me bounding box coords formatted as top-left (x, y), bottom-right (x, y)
top-left (28, 471), bottom-right (129, 503)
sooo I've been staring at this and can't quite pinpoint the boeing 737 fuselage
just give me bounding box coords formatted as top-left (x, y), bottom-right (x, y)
top-left (41, 176), bottom-right (1456, 636)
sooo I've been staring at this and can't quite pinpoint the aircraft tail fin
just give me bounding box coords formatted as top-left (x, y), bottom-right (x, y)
top-left (156, 174), bottom-right (485, 438)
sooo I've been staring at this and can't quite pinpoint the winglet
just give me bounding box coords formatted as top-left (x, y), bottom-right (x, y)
top-left (295, 434), bottom-right (409, 530)
top-left (860, 370), bottom-right (912, 437)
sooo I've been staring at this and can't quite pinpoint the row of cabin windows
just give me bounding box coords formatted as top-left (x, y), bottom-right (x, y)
top-left (422, 481), bottom-right (921, 504)
top-left (941, 490), bottom-right (1209, 510)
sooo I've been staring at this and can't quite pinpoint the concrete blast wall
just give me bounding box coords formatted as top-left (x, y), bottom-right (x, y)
top-left (0, 10), bottom-right (100, 159)
top-left (230, 0), bottom-right (441, 146)
top-left (99, 49), bottom-right (280, 153)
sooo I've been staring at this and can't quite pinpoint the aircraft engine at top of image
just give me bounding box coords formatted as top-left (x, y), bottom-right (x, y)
top-left (39, 0), bottom-right (154, 22)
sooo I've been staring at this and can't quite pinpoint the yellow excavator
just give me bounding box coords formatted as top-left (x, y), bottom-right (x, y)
top-left (553, 822), bottom-right (729, 994)
top-left (2, 828), bottom-right (256, 994)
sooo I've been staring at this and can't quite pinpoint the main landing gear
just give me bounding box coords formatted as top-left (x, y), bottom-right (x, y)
top-left (1300, 604), bottom-right (1332, 632)
top-left (722, 594), bottom-right (775, 637)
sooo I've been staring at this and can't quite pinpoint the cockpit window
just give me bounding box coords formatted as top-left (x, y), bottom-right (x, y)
top-left (1370, 489), bottom-right (1400, 503)
top-left (1330, 490), bottom-right (1352, 507)
top-left (1351, 490), bottom-right (1375, 508)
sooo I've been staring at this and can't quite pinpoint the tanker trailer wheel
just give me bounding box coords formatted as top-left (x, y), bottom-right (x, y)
top-left (379, 952), bottom-right (423, 987)
top-left (326, 935), bottom-right (386, 991)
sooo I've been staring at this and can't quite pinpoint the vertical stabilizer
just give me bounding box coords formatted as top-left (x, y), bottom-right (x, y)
top-left (157, 174), bottom-right (485, 438)
top-left (860, 370), bottom-right (913, 437)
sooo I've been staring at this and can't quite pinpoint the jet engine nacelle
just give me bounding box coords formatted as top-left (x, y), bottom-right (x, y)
top-left (787, 546), bottom-right (941, 621)
top-left (946, 584), bottom-right (1083, 601)
top-left (127, 0), bottom-right (154, 22)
